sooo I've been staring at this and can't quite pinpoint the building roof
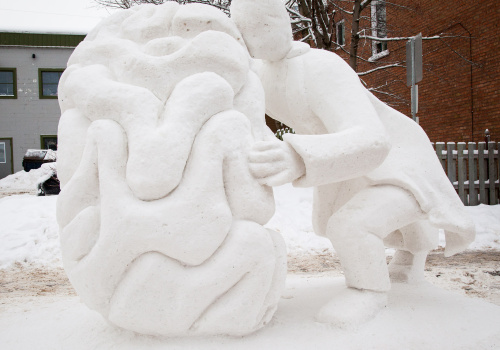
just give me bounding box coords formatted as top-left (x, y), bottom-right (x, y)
top-left (0, 0), bottom-right (115, 35)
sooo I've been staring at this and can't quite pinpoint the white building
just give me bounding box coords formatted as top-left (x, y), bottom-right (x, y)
top-left (0, 1), bottom-right (110, 178)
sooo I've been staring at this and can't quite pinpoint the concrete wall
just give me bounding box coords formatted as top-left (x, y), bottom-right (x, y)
top-left (0, 46), bottom-right (73, 173)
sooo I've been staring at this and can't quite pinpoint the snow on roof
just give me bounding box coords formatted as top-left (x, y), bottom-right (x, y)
top-left (0, 0), bottom-right (117, 35)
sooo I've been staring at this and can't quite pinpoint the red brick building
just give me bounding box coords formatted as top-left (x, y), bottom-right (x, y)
top-left (293, 0), bottom-right (499, 143)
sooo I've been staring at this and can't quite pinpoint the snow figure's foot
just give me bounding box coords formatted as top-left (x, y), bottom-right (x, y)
top-left (388, 250), bottom-right (428, 283)
top-left (316, 288), bottom-right (387, 329)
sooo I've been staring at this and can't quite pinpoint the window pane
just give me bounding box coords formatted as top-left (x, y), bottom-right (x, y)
top-left (0, 143), bottom-right (6, 163)
top-left (42, 137), bottom-right (58, 150)
top-left (42, 71), bottom-right (62, 84)
top-left (0, 84), bottom-right (14, 96)
top-left (0, 71), bottom-right (13, 84)
top-left (41, 70), bottom-right (63, 97)
top-left (43, 84), bottom-right (59, 96)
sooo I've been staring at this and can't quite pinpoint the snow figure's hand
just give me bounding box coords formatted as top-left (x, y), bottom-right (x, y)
top-left (249, 140), bottom-right (305, 186)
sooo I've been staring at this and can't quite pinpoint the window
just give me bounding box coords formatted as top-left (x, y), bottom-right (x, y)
top-left (39, 69), bottom-right (64, 99)
top-left (370, 0), bottom-right (388, 59)
top-left (336, 20), bottom-right (345, 46)
top-left (0, 68), bottom-right (17, 99)
top-left (41, 135), bottom-right (58, 150)
top-left (0, 142), bottom-right (6, 163)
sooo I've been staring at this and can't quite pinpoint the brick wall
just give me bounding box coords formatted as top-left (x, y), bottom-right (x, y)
top-left (295, 0), bottom-right (499, 143)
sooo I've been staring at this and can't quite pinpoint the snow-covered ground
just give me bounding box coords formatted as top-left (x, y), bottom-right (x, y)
top-left (0, 170), bottom-right (499, 349)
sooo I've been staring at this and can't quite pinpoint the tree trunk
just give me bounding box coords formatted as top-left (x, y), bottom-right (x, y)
top-left (349, 0), bottom-right (362, 71)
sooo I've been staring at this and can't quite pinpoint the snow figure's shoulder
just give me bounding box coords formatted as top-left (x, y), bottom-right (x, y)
top-left (286, 41), bottom-right (311, 59)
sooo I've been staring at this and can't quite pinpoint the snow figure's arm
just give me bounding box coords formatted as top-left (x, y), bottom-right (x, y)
top-left (248, 140), bottom-right (306, 187)
top-left (285, 51), bottom-right (391, 187)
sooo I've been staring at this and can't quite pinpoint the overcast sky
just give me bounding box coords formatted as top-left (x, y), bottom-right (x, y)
top-left (0, 0), bottom-right (116, 34)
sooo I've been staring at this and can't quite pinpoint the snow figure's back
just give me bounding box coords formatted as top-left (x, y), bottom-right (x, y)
top-left (56, 3), bottom-right (286, 337)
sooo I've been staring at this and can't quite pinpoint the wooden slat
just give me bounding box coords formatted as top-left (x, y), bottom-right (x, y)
top-left (468, 142), bottom-right (478, 205)
top-left (488, 142), bottom-right (497, 204)
top-left (457, 143), bottom-right (467, 204)
top-left (447, 143), bottom-right (456, 184)
top-left (478, 142), bottom-right (488, 204)
top-left (435, 142), bottom-right (446, 171)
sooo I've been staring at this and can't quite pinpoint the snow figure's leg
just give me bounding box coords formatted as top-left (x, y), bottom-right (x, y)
top-left (316, 185), bottom-right (424, 327)
top-left (387, 220), bottom-right (438, 283)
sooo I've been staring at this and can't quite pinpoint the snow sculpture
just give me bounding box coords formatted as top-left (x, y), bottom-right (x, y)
top-left (231, 0), bottom-right (476, 327)
top-left (56, 3), bottom-right (286, 337)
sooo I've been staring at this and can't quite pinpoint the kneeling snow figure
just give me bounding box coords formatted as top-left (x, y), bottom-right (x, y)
top-left (56, 3), bottom-right (286, 337)
top-left (231, 0), bottom-right (475, 328)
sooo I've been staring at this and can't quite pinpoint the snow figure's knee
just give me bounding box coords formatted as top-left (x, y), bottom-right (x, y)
top-left (326, 210), bottom-right (363, 243)
top-left (56, 3), bottom-right (284, 337)
top-left (231, 220), bottom-right (276, 260)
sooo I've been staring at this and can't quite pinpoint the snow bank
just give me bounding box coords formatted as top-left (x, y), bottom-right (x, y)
top-left (0, 195), bottom-right (60, 268)
top-left (266, 184), bottom-right (332, 254)
top-left (0, 163), bottom-right (56, 195)
top-left (465, 204), bottom-right (500, 249)
top-left (0, 182), bottom-right (498, 269)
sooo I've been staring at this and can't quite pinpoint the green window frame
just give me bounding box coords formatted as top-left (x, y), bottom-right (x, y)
top-left (40, 135), bottom-right (58, 150)
top-left (39, 69), bottom-right (64, 99)
top-left (0, 68), bottom-right (17, 99)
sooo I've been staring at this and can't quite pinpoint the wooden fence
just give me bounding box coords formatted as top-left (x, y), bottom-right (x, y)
top-left (433, 142), bottom-right (500, 206)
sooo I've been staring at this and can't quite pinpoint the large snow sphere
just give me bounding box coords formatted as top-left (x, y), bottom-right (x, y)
top-left (56, 3), bottom-right (286, 337)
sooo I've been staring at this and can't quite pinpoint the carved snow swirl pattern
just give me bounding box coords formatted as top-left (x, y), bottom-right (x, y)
top-left (56, 3), bottom-right (286, 337)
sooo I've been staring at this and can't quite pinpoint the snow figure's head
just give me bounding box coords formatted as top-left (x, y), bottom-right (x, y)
top-left (230, 0), bottom-right (293, 61)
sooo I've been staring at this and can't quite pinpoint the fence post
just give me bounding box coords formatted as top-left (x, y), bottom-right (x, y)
top-left (468, 142), bottom-right (478, 206)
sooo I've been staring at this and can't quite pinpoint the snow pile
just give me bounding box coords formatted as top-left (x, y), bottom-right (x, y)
top-left (0, 182), bottom-right (498, 269)
top-left (266, 184), bottom-right (332, 254)
top-left (0, 163), bottom-right (56, 195)
top-left (0, 195), bottom-right (60, 268)
top-left (465, 204), bottom-right (500, 249)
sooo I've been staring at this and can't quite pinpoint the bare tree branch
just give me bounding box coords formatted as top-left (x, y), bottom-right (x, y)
top-left (359, 35), bottom-right (441, 41)
top-left (357, 62), bottom-right (404, 76)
